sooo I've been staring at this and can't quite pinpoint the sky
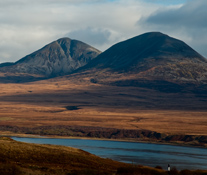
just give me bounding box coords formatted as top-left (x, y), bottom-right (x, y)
top-left (0, 0), bottom-right (206, 63)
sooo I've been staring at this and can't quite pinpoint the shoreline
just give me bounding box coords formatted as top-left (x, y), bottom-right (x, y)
top-left (1, 132), bottom-right (206, 149)
top-left (2, 134), bottom-right (207, 174)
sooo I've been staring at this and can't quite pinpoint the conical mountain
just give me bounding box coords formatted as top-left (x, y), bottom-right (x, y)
top-left (0, 38), bottom-right (101, 79)
top-left (79, 32), bottom-right (207, 85)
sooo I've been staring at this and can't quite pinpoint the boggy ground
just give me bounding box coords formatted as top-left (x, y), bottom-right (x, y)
top-left (0, 77), bottom-right (207, 146)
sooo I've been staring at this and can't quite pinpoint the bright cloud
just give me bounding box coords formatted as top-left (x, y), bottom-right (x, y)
top-left (0, 0), bottom-right (206, 63)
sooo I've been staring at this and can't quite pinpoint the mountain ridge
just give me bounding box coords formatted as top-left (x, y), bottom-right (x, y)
top-left (0, 32), bottom-right (207, 86)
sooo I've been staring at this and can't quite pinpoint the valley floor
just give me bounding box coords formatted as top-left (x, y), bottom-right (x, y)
top-left (0, 78), bottom-right (207, 147)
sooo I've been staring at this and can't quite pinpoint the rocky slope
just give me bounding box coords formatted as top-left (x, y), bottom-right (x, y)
top-left (0, 38), bottom-right (101, 82)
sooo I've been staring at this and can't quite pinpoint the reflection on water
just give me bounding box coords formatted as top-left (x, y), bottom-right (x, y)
top-left (12, 137), bottom-right (207, 170)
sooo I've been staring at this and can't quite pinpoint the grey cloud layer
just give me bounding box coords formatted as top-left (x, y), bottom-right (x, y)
top-left (139, 0), bottom-right (207, 57)
top-left (145, 0), bottom-right (207, 28)
top-left (67, 27), bottom-right (111, 47)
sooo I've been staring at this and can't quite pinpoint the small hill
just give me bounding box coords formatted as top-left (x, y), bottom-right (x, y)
top-left (0, 62), bottom-right (15, 68)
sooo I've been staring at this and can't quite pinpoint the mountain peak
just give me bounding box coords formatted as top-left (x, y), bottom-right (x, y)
top-left (57, 37), bottom-right (72, 41)
top-left (1, 38), bottom-right (101, 79)
top-left (82, 32), bottom-right (206, 71)
top-left (136, 31), bottom-right (167, 37)
top-left (79, 32), bottom-right (207, 85)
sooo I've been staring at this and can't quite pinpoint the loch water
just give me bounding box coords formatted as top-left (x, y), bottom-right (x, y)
top-left (12, 137), bottom-right (207, 170)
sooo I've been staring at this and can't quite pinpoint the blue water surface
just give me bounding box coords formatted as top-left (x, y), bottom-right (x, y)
top-left (12, 137), bottom-right (207, 170)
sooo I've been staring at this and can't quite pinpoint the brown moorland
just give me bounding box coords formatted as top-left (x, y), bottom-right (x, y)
top-left (0, 75), bottom-right (207, 146)
top-left (0, 137), bottom-right (127, 175)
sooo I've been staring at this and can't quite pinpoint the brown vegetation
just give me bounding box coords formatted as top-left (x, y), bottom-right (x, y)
top-left (0, 78), bottom-right (207, 146)
top-left (1, 125), bottom-right (207, 147)
top-left (0, 137), bottom-right (126, 175)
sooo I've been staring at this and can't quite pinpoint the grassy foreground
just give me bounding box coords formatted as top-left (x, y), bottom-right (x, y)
top-left (0, 137), bottom-right (125, 175)
top-left (1, 137), bottom-right (207, 175)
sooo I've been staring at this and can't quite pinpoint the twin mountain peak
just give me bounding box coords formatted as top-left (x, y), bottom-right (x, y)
top-left (0, 32), bottom-right (207, 85)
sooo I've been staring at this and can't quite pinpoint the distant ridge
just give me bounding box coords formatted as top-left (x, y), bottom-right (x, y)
top-left (0, 62), bottom-right (15, 68)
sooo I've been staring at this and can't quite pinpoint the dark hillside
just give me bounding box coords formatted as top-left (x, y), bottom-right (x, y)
top-left (80, 32), bottom-right (206, 72)
top-left (76, 32), bottom-right (207, 92)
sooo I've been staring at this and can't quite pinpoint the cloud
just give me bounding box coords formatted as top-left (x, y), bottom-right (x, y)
top-left (144, 0), bottom-right (207, 28)
top-left (1, 0), bottom-right (160, 62)
top-left (138, 0), bottom-right (207, 57)
top-left (1, 0), bottom-right (206, 63)
top-left (66, 27), bottom-right (111, 50)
